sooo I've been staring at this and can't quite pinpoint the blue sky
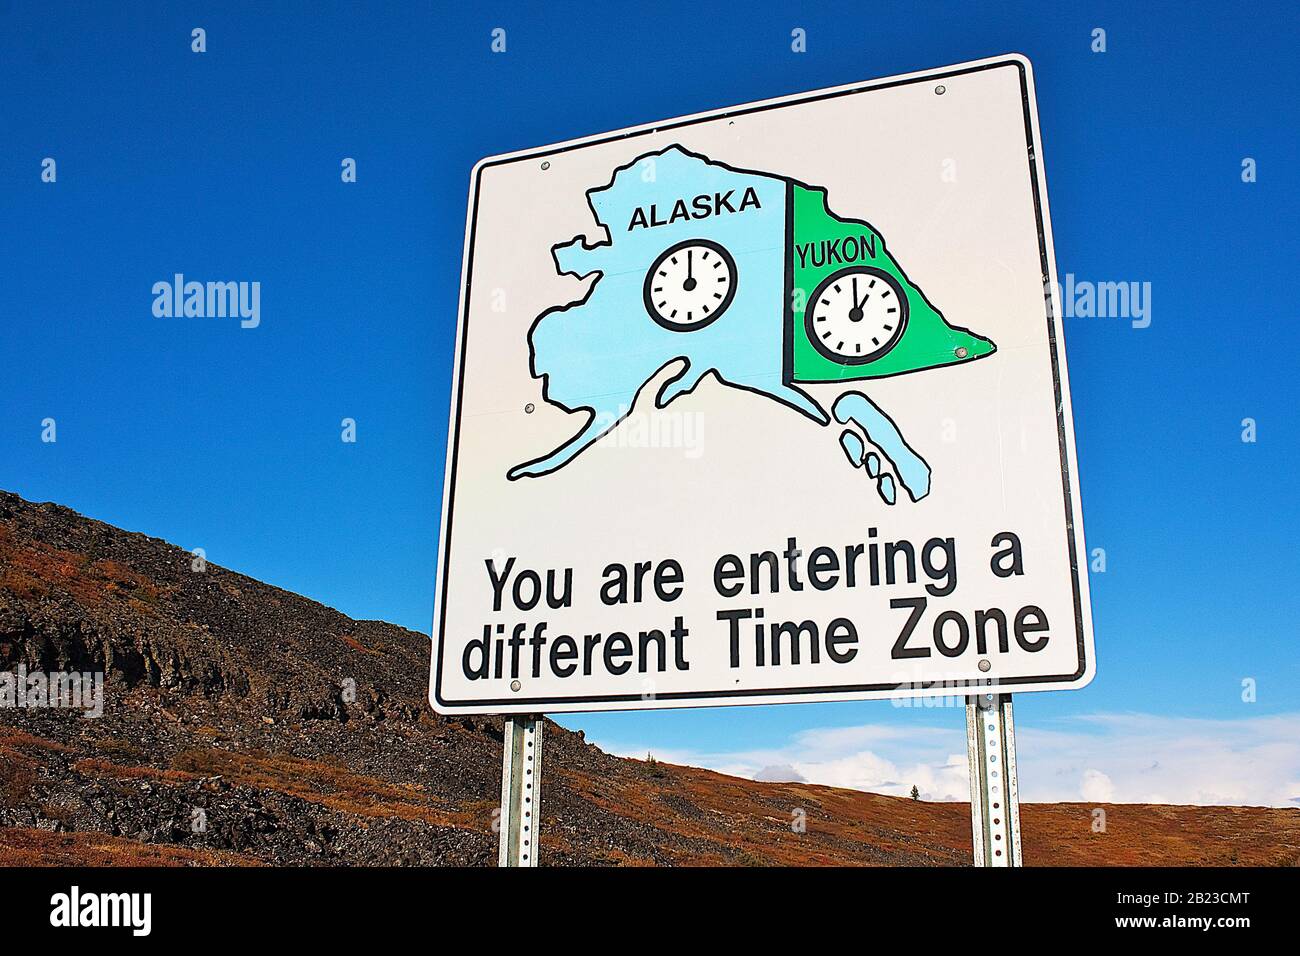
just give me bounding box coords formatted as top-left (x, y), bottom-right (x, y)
top-left (2, 2), bottom-right (1297, 803)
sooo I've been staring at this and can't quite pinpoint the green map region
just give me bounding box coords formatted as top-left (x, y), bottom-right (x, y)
top-left (788, 183), bottom-right (996, 383)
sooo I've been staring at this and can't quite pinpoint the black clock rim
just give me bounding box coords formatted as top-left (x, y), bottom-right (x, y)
top-left (804, 265), bottom-right (909, 366)
top-left (642, 238), bottom-right (738, 332)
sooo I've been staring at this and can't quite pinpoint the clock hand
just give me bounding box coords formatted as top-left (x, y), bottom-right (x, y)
top-left (848, 277), bottom-right (868, 322)
top-left (853, 278), bottom-right (869, 310)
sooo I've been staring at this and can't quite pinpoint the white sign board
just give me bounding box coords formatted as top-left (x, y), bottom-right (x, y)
top-left (430, 55), bottom-right (1095, 715)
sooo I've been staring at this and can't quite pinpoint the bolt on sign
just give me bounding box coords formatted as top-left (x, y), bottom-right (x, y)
top-left (430, 55), bottom-right (1095, 715)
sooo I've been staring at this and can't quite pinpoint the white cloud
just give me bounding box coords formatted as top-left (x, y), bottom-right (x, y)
top-left (753, 764), bottom-right (806, 783)
top-left (1080, 769), bottom-right (1115, 803)
top-left (595, 711), bottom-right (1300, 807)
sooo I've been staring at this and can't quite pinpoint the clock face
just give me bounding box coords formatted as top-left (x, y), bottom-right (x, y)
top-left (643, 238), bottom-right (737, 332)
top-left (805, 266), bottom-right (909, 365)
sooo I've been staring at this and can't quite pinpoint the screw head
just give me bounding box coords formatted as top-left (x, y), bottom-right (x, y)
top-left (510, 679), bottom-right (521, 692)
top-left (935, 85), bottom-right (946, 95)
top-left (978, 658), bottom-right (992, 672)
top-left (955, 346), bottom-right (969, 359)
top-left (524, 403), bottom-right (535, 414)
top-left (540, 161), bottom-right (550, 170)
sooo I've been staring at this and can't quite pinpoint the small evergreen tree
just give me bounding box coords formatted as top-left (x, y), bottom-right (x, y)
top-left (910, 785), bottom-right (920, 801)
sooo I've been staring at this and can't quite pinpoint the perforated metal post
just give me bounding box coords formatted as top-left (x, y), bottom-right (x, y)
top-left (498, 715), bottom-right (543, 867)
top-left (966, 692), bottom-right (1022, 867)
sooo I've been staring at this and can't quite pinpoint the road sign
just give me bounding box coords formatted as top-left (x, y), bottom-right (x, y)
top-left (430, 54), bottom-right (1094, 715)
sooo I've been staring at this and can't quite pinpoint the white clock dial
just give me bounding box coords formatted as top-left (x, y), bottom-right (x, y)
top-left (643, 239), bottom-right (737, 331)
top-left (805, 267), bottom-right (908, 365)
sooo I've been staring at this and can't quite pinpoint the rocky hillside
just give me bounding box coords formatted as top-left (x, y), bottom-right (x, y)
top-left (1, 490), bottom-right (1297, 866)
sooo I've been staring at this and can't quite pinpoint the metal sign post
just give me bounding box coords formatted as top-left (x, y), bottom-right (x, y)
top-left (966, 692), bottom-right (1023, 867)
top-left (498, 715), bottom-right (543, 867)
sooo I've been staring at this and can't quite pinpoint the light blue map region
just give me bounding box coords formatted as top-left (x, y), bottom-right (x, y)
top-left (839, 430), bottom-right (865, 467)
top-left (833, 391), bottom-right (931, 502)
top-left (509, 147), bottom-right (825, 479)
top-left (879, 473), bottom-right (897, 505)
top-left (838, 409), bottom-right (914, 505)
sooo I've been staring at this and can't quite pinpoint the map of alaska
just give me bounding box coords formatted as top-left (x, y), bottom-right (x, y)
top-left (508, 145), bottom-right (996, 505)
